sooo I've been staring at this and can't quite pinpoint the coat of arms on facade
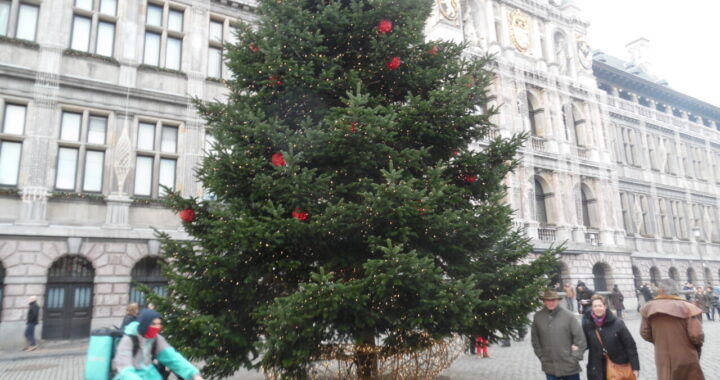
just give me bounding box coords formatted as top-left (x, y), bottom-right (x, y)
top-left (437, 0), bottom-right (459, 23)
top-left (576, 34), bottom-right (592, 70)
top-left (508, 9), bottom-right (530, 53)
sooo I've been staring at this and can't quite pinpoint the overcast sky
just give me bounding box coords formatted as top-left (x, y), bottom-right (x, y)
top-left (576, 0), bottom-right (720, 107)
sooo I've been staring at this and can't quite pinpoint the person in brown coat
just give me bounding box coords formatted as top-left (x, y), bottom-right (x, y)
top-left (640, 278), bottom-right (705, 380)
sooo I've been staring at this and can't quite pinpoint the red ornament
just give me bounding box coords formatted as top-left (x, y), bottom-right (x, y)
top-left (268, 76), bottom-right (283, 87)
top-left (427, 45), bottom-right (438, 55)
top-left (271, 152), bottom-right (286, 167)
top-left (179, 208), bottom-right (196, 223)
top-left (386, 56), bottom-right (401, 70)
top-left (452, 150), bottom-right (460, 156)
top-left (464, 174), bottom-right (478, 183)
top-left (350, 122), bottom-right (359, 133)
top-left (292, 208), bottom-right (309, 222)
top-left (248, 43), bottom-right (260, 53)
top-left (377, 19), bottom-right (393, 34)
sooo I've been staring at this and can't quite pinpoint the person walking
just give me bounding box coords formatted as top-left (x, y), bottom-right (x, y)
top-left (582, 294), bottom-right (639, 380)
top-left (710, 286), bottom-right (720, 321)
top-left (694, 287), bottom-right (712, 321)
top-left (24, 296), bottom-right (40, 351)
top-left (113, 308), bottom-right (205, 380)
top-left (531, 289), bottom-right (586, 380)
top-left (563, 281), bottom-right (575, 312)
top-left (121, 302), bottom-right (140, 329)
top-left (576, 282), bottom-right (594, 315)
top-left (609, 285), bottom-right (625, 319)
top-left (475, 336), bottom-right (491, 358)
top-left (640, 278), bottom-right (704, 380)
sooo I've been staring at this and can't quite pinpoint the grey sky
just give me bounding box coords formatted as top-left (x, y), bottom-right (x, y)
top-left (576, 0), bottom-right (720, 107)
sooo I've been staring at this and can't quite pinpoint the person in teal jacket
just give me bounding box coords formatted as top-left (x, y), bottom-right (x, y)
top-left (112, 309), bottom-right (204, 380)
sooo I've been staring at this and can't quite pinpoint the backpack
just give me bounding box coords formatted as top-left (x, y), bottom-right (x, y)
top-left (84, 327), bottom-right (173, 380)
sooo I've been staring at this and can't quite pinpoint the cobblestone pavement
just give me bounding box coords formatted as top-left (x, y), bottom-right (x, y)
top-left (2, 312), bottom-right (720, 379)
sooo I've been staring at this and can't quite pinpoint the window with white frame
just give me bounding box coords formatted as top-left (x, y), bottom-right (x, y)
top-left (0, 1), bottom-right (39, 41)
top-left (143, 3), bottom-right (184, 71)
top-left (0, 102), bottom-right (26, 186)
top-left (55, 110), bottom-right (108, 192)
top-left (656, 197), bottom-right (670, 238)
top-left (692, 146), bottom-right (705, 180)
top-left (70, 0), bottom-right (117, 57)
top-left (133, 120), bottom-right (179, 197)
top-left (207, 17), bottom-right (236, 79)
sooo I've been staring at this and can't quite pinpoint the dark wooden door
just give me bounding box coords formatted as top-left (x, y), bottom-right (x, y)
top-left (42, 256), bottom-right (94, 340)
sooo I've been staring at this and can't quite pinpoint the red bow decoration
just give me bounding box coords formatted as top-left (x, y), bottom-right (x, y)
top-left (464, 175), bottom-right (478, 183)
top-left (427, 45), bottom-right (438, 55)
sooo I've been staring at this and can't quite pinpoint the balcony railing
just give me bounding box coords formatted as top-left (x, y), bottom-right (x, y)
top-left (538, 227), bottom-right (556, 242)
top-left (585, 231), bottom-right (599, 246)
top-left (530, 136), bottom-right (546, 152)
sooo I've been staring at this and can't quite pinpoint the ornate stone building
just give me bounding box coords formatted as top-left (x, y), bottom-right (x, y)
top-left (427, 0), bottom-right (720, 309)
top-left (1, 0), bottom-right (719, 349)
top-left (0, 0), bottom-right (253, 347)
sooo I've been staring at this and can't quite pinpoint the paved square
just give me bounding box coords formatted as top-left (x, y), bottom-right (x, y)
top-left (1, 312), bottom-right (718, 379)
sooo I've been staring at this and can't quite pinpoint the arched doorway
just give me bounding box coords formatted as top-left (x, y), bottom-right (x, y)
top-left (592, 263), bottom-right (609, 291)
top-left (687, 267), bottom-right (698, 284)
top-left (130, 257), bottom-right (168, 307)
top-left (649, 266), bottom-right (661, 286)
top-left (668, 267), bottom-right (679, 281)
top-left (43, 255), bottom-right (94, 340)
top-left (632, 266), bottom-right (642, 290)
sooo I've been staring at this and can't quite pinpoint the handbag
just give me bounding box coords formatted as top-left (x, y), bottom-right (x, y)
top-left (594, 329), bottom-right (636, 380)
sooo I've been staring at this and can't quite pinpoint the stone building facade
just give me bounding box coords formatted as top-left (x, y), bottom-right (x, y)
top-left (1, 0), bottom-right (719, 349)
top-left (0, 0), bottom-right (254, 347)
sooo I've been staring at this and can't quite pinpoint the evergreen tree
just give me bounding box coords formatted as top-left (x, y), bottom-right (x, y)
top-left (155, 0), bottom-right (557, 378)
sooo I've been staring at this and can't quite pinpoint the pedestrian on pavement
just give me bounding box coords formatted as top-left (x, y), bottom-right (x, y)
top-left (609, 285), bottom-right (625, 319)
top-left (710, 286), bottom-right (720, 321)
top-left (531, 288), bottom-right (586, 380)
top-left (694, 287), bottom-right (713, 321)
top-left (475, 336), bottom-right (491, 358)
top-left (23, 296), bottom-right (40, 351)
top-left (640, 278), bottom-right (705, 380)
top-left (640, 283), bottom-right (653, 303)
top-left (576, 282), bottom-right (594, 315)
top-left (563, 281), bottom-right (575, 312)
top-left (121, 302), bottom-right (139, 329)
top-left (582, 294), bottom-right (639, 380)
top-left (112, 308), bottom-right (205, 380)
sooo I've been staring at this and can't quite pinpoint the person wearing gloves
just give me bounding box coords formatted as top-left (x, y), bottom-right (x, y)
top-left (112, 309), bottom-right (204, 380)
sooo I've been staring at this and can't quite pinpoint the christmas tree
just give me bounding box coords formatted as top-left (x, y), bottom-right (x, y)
top-left (154, 0), bottom-right (557, 378)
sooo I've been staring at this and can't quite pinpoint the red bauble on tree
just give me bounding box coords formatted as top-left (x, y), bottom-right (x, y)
top-left (268, 76), bottom-right (283, 87)
top-left (377, 19), bottom-right (393, 34)
top-left (350, 122), bottom-right (359, 133)
top-left (179, 208), bottom-right (196, 223)
top-left (386, 56), bottom-right (401, 70)
top-left (427, 45), bottom-right (439, 55)
top-left (248, 43), bottom-right (260, 53)
top-left (292, 208), bottom-right (309, 222)
top-left (464, 174), bottom-right (478, 183)
top-left (271, 152), bottom-right (286, 167)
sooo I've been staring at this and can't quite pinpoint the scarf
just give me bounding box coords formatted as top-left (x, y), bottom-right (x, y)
top-left (592, 312), bottom-right (606, 327)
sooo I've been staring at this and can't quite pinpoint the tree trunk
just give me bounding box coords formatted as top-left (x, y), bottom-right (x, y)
top-left (355, 332), bottom-right (378, 380)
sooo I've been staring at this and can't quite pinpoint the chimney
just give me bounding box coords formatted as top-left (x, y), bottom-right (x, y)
top-left (626, 38), bottom-right (651, 73)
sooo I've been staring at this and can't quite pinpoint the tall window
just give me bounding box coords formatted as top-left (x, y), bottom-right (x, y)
top-left (619, 192), bottom-right (632, 234)
top-left (656, 197), bottom-right (671, 238)
top-left (577, 185), bottom-right (593, 228)
top-left (526, 92), bottom-right (544, 136)
top-left (619, 127), bottom-right (639, 166)
top-left (0, 102), bottom-right (26, 186)
top-left (207, 18), bottom-right (235, 79)
top-left (0, 1), bottom-right (38, 41)
top-left (133, 120), bottom-right (179, 197)
top-left (143, 3), bottom-right (184, 71)
top-left (130, 257), bottom-right (168, 307)
top-left (669, 200), bottom-right (688, 240)
top-left (534, 179), bottom-right (548, 224)
top-left (70, 0), bottom-right (117, 57)
top-left (647, 134), bottom-right (659, 171)
top-left (55, 110), bottom-right (108, 192)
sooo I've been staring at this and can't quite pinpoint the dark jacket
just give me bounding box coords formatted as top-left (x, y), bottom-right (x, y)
top-left (640, 286), bottom-right (653, 302)
top-left (610, 290), bottom-right (625, 311)
top-left (531, 306), bottom-right (587, 377)
top-left (120, 314), bottom-right (137, 329)
top-left (576, 287), bottom-right (595, 313)
top-left (582, 309), bottom-right (639, 380)
top-left (27, 301), bottom-right (39, 324)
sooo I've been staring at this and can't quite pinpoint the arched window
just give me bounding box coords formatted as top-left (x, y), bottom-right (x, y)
top-left (526, 92), bottom-right (544, 136)
top-left (668, 267), bottom-right (679, 281)
top-left (43, 255), bottom-right (95, 340)
top-left (687, 267), bottom-right (698, 284)
top-left (593, 262), bottom-right (609, 291)
top-left (576, 184), bottom-right (594, 228)
top-left (650, 266), bottom-right (661, 286)
top-left (130, 257), bottom-right (168, 307)
top-left (571, 103), bottom-right (588, 147)
top-left (632, 266), bottom-right (642, 290)
top-left (535, 179), bottom-right (548, 224)
top-left (704, 267), bottom-right (713, 285)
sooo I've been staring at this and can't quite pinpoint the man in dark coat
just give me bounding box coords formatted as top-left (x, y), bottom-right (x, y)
top-left (640, 283), bottom-right (653, 302)
top-left (531, 289), bottom-right (586, 380)
top-left (24, 296), bottom-right (40, 351)
top-left (640, 279), bottom-right (704, 380)
top-left (576, 282), bottom-right (594, 315)
top-left (609, 284), bottom-right (625, 319)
